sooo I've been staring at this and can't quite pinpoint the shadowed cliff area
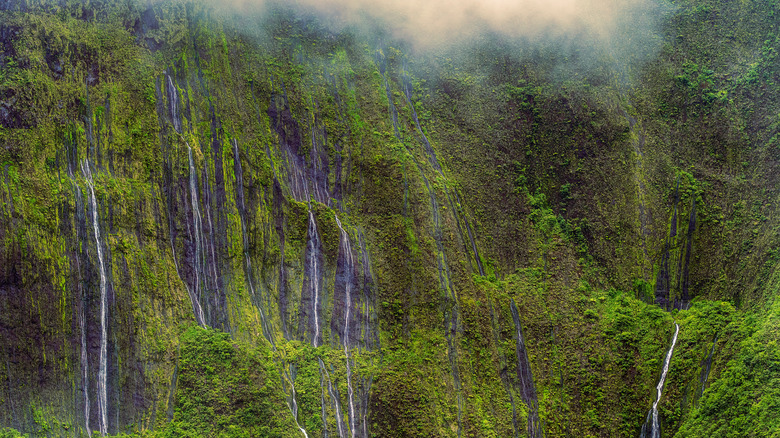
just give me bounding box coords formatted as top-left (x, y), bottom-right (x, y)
top-left (0, 0), bottom-right (779, 437)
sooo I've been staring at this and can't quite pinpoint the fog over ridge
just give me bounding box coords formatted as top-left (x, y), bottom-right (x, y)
top-left (217, 0), bottom-right (665, 50)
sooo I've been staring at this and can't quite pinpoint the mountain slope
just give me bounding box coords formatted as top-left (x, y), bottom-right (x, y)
top-left (0, 0), bottom-right (778, 437)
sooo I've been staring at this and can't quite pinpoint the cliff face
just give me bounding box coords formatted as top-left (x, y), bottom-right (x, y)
top-left (0, 0), bottom-right (779, 437)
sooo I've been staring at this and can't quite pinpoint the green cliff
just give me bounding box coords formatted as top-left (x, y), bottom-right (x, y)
top-left (0, 0), bottom-right (778, 436)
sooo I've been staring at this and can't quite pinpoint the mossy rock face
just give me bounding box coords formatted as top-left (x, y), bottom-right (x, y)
top-left (164, 326), bottom-right (297, 437)
top-left (1, 0), bottom-right (780, 437)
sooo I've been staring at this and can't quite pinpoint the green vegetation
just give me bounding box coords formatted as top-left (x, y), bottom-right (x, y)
top-left (160, 327), bottom-right (295, 437)
top-left (0, 0), bottom-right (778, 436)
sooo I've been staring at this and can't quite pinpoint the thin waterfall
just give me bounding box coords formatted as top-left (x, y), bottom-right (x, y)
top-left (264, 94), bottom-right (318, 438)
top-left (81, 159), bottom-right (108, 437)
top-left (73, 180), bottom-right (91, 438)
top-left (170, 236), bottom-right (203, 327)
top-left (186, 145), bottom-right (207, 326)
top-left (248, 143), bottom-right (310, 438)
top-left (640, 323), bottom-right (680, 438)
top-left (320, 359), bottom-right (346, 438)
top-left (285, 365), bottom-right (310, 438)
top-left (401, 62), bottom-right (439, 172)
top-left (308, 209), bottom-right (322, 347)
top-left (169, 88), bottom-right (207, 327)
top-left (266, 86), bottom-right (374, 438)
top-left (335, 214), bottom-right (357, 437)
top-left (454, 191), bottom-right (484, 276)
top-left (167, 74), bottom-right (181, 134)
top-left (318, 361), bottom-right (331, 438)
top-left (201, 164), bottom-right (221, 304)
top-left (80, 295), bottom-right (91, 438)
top-left (358, 232), bottom-right (378, 351)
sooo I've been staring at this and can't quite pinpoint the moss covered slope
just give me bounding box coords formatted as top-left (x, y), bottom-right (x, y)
top-left (0, 0), bottom-right (778, 437)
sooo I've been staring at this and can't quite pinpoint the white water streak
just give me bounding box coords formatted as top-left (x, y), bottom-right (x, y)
top-left (202, 170), bottom-right (221, 296)
top-left (187, 146), bottom-right (207, 326)
top-left (648, 323), bottom-right (680, 438)
top-left (80, 298), bottom-right (91, 438)
top-left (320, 359), bottom-right (345, 438)
top-left (287, 368), bottom-right (310, 438)
top-left (167, 75), bottom-right (181, 133)
top-left (309, 210), bottom-right (321, 347)
top-left (334, 214), bottom-right (356, 438)
top-left (73, 181), bottom-right (92, 438)
top-left (81, 160), bottom-right (108, 437)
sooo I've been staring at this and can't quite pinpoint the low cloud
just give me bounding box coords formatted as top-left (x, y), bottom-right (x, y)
top-left (222, 0), bottom-right (665, 51)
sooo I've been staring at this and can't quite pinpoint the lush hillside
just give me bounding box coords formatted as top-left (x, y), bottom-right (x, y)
top-left (0, 0), bottom-right (778, 437)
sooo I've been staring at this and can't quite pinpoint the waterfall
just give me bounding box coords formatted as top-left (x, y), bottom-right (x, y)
top-left (320, 358), bottom-right (346, 438)
top-left (167, 74), bottom-right (181, 133)
top-left (81, 159), bottom-right (108, 437)
top-left (201, 164), bottom-right (221, 304)
top-left (267, 95), bottom-right (334, 437)
top-left (318, 362), bottom-right (331, 438)
top-left (308, 209), bottom-right (322, 347)
top-left (186, 145), bottom-right (207, 326)
top-left (73, 180), bottom-right (92, 438)
top-left (640, 323), bottom-right (680, 438)
top-left (285, 365), bottom-right (310, 438)
top-left (454, 191), bottom-right (484, 276)
top-left (237, 140), bottom-right (307, 438)
top-left (334, 214), bottom-right (357, 437)
top-left (80, 299), bottom-right (91, 438)
top-left (166, 85), bottom-right (207, 327)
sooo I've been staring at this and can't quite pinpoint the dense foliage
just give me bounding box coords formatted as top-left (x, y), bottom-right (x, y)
top-left (0, 0), bottom-right (778, 437)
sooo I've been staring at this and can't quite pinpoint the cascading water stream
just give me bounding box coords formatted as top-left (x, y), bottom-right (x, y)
top-left (285, 365), bottom-right (310, 438)
top-left (165, 85), bottom-right (206, 327)
top-left (640, 323), bottom-right (680, 438)
top-left (305, 203), bottom-right (330, 437)
top-left (319, 359), bottom-right (347, 438)
top-left (288, 134), bottom-right (324, 348)
top-left (401, 62), bottom-right (440, 172)
top-left (334, 214), bottom-right (357, 437)
top-left (72, 180), bottom-right (92, 438)
top-left (81, 159), bottom-right (108, 437)
top-left (201, 166), bottom-right (221, 303)
top-left (317, 361), bottom-right (331, 438)
top-left (266, 84), bottom-right (374, 438)
top-left (167, 74), bottom-right (181, 134)
top-left (186, 145), bottom-right (207, 326)
top-left (308, 208), bottom-right (322, 347)
top-left (80, 291), bottom-right (91, 438)
top-left (262, 94), bottom-right (318, 438)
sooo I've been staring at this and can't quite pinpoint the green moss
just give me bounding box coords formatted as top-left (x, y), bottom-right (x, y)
top-left (1, 1), bottom-right (780, 437)
top-left (163, 326), bottom-right (297, 437)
